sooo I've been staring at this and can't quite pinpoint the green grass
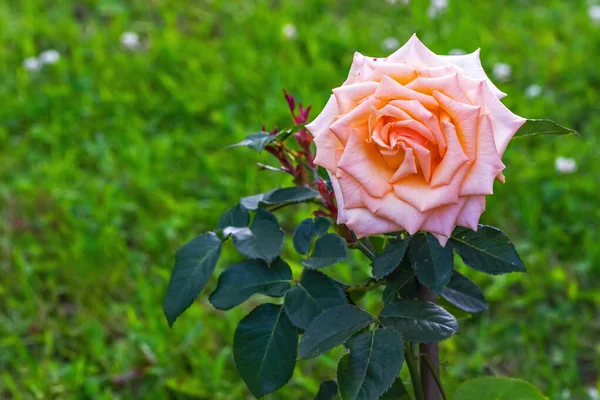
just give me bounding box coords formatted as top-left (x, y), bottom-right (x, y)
top-left (1, 0), bottom-right (598, 398)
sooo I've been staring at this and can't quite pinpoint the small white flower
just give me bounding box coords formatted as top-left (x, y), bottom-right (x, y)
top-left (282, 24), bottom-right (298, 40)
top-left (39, 49), bottom-right (60, 65)
top-left (386, 0), bottom-right (410, 4)
top-left (23, 57), bottom-right (41, 72)
top-left (588, 387), bottom-right (599, 400)
top-left (448, 48), bottom-right (466, 56)
top-left (120, 32), bottom-right (140, 49)
top-left (427, 0), bottom-right (448, 18)
top-left (382, 37), bottom-right (400, 52)
top-left (492, 62), bottom-right (512, 82)
top-left (555, 156), bottom-right (577, 174)
top-left (525, 84), bottom-right (542, 98)
top-left (589, 5), bottom-right (600, 23)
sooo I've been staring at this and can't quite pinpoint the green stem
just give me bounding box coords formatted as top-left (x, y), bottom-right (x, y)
top-left (404, 341), bottom-right (424, 400)
top-left (352, 238), bottom-right (375, 259)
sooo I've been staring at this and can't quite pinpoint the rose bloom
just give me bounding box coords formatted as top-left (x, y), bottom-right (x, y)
top-left (306, 34), bottom-right (525, 246)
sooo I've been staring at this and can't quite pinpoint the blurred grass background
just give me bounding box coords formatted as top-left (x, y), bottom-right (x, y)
top-left (1, 0), bottom-right (599, 399)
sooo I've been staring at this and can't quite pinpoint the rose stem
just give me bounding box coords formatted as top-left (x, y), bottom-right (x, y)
top-left (419, 284), bottom-right (441, 400)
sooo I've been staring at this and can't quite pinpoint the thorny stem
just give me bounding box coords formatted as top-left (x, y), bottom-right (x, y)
top-left (418, 353), bottom-right (448, 400)
top-left (419, 285), bottom-right (442, 400)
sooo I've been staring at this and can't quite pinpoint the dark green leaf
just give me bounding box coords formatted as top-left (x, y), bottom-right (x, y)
top-left (410, 233), bottom-right (453, 295)
top-left (453, 377), bottom-right (546, 400)
top-left (164, 232), bottom-right (222, 327)
top-left (284, 270), bottom-right (347, 330)
top-left (239, 189), bottom-right (276, 210)
top-left (216, 203), bottom-right (249, 231)
top-left (228, 131), bottom-right (275, 153)
top-left (233, 304), bottom-right (298, 398)
top-left (261, 186), bottom-right (320, 206)
top-left (303, 234), bottom-right (348, 269)
top-left (450, 226), bottom-right (526, 275)
top-left (276, 127), bottom-right (295, 142)
top-left (373, 238), bottom-right (410, 279)
top-left (380, 299), bottom-right (459, 343)
top-left (441, 271), bottom-right (487, 313)
top-left (230, 208), bottom-right (284, 264)
top-left (314, 380), bottom-right (339, 400)
top-left (382, 267), bottom-right (415, 305)
top-left (299, 305), bottom-right (374, 358)
top-left (380, 378), bottom-right (411, 400)
top-left (337, 328), bottom-right (404, 400)
top-left (293, 217), bottom-right (331, 255)
top-left (514, 119), bottom-right (577, 138)
top-left (209, 258), bottom-right (292, 310)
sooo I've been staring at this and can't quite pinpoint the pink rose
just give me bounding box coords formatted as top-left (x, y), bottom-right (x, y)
top-left (306, 34), bottom-right (525, 246)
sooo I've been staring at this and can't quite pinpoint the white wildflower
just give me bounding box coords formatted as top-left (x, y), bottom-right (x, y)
top-left (23, 57), bottom-right (41, 72)
top-left (589, 5), bottom-right (600, 23)
top-left (387, 0), bottom-right (410, 4)
top-left (492, 62), bottom-right (512, 82)
top-left (382, 37), bottom-right (400, 52)
top-left (448, 48), bottom-right (466, 55)
top-left (427, 0), bottom-right (448, 18)
top-left (555, 156), bottom-right (577, 174)
top-left (588, 387), bottom-right (598, 400)
top-left (525, 84), bottom-right (542, 98)
top-left (282, 24), bottom-right (298, 40)
top-left (120, 32), bottom-right (140, 49)
top-left (39, 49), bottom-right (60, 65)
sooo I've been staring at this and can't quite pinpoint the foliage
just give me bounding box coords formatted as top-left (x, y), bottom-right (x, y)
top-left (1, 0), bottom-right (598, 399)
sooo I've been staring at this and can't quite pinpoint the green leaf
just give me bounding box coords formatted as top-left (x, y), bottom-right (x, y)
top-left (380, 299), bottom-right (459, 343)
top-left (230, 208), bottom-right (284, 264)
top-left (261, 186), bottom-right (320, 206)
top-left (382, 265), bottom-right (414, 305)
top-left (299, 305), bottom-right (374, 358)
top-left (293, 217), bottom-right (331, 255)
top-left (373, 237), bottom-right (410, 279)
top-left (209, 258), bottom-right (292, 310)
top-left (314, 380), bottom-right (339, 400)
top-left (284, 269), bottom-right (347, 330)
top-left (514, 119), bottom-right (577, 138)
top-left (216, 203), bottom-right (249, 231)
top-left (233, 304), bottom-right (298, 398)
top-left (449, 225), bottom-right (526, 275)
top-left (453, 377), bottom-right (547, 400)
top-left (275, 127), bottom-right (295, 142)
top-left (240, 187), bottom-right (320, 210)
top-left (380, 378), bottom-right (411, 400)
top-left (164, 232), bottom-right (222, 327)
top-left (410, 233), bottom-right (453, 295)
top-left (337, 328), bottom-right (404, 400)
top-left (441, 271), bottom-right (487, 313)
top-left (302, 234), bottom-right (348, 269)
top-left (228, 131), bottom-right (275, 153)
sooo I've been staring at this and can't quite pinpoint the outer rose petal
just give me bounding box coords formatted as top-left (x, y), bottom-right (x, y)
top-left (337, 170), bottom-right (366, 209)
top-left (456, 195), bottom-right (486, 231)
top-left (352, 56), bottom-right (417, 84)
top-left (306, 95), bottom-right (339, 138)
top-left (375, 75), bottom-right (439, 109)
top-left (433, 90), bottom-right (481, 159)
top-left (421, 198), bottom-right (466, 239)
top-left (388, 34), bottom-right (445, 69)
top-left (337, 128), bottom-right (393, 198)
top-left (460, 114), bottom-right (505, 196)
top-left (313, 131), bottom-right (343, 173)
top-left (330, 97), bottom-right (380, 145)
top-left (407, 73), bottom-right (470, 103)
top-left (343, 208), bottom-right (403, 238)
top-left (439, 49), bottom-right (507, 99)
top-left (333, 81), bottom-right (378, 113)
top-left (431, 233), bottom-right (450, 247)
top-left (361, 191), bottom-right (426, 234)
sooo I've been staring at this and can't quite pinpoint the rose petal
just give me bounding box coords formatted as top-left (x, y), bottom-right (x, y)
top-left (389, 99), bottom-right (447, 156)
top-left (306, 94), bottom-right (339, 138)
top-left (407, 73), bottom-right (470, 103)
top-left (343, 207), bottom-right (403, 238)
top-left (439, 49), bottom-right (507, 99)
top-left (431, 233), bottom-right (450, 247)
top-left (388, 34), bottom-right (445, 69)
top-left (398, 136), bottom-right (433, 182)
top-left (337, 128), bottom-right (393, 198)
top-left (361, 190), bottom-right (426, 234)
top-left (330, 97), bottom-right (380, 145)
top-left (432, 90), bottom-right (481, 159)
top-left (333, 81), bottom-right (379, 113)
top-left (430, 120), bottom-right (469, 187)
top-left (456, 195), bottom-right (486, 231)
top-left (355, 58), bottom-right (418, 84)
top-left (313, 131), bottom-right (344, 173)
top-left (393, 163), bottom-right (470, 212)
top-left (421, 197), bottom-right (467, 238)
top-left (460, 114), bottom-right (505, 196)
top-left (390, 142), bottom-right (418, 182)
top-left (375, 75), bottom-right (439, 109)
top-left (337, 170), bottom-right (367, 209)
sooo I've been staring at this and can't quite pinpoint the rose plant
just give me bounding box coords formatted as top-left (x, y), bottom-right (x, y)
top-left (163, 35), bottom-right (575, 400)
